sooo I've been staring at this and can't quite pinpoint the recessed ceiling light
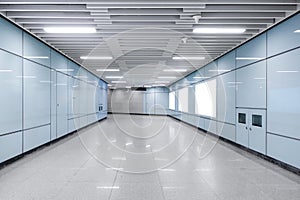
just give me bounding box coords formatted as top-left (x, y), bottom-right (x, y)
top-left (236, 57), bottom-right (264, 60)
top-left (193, 28), bottom-right (246, 34)
top-left (80, 56), bottom-right (112, 60)
top-left (155, 80), bottom-right (169, 83)
top-left (276, 70), bottom-right (299, 73)
top-left (56, 69), bottom-right (74, 72)
top-left (24, 56), bottom-right (49, 59)
top-left (96, 68), bottom-right (119, 72)
top-left (163, 69), bottom-right (187, 72)
top-left (112, 80), bottom-right (126, 83)
top-left (172, 56), bottom-right (205, 60)
top-left (105, 76), bottom-right (123, 79)
top-left (152, 84), bottom-right (166, 87)
top-left (158, 76), bottom-right (177, 79)
top-left (193, 76), bottom-right (209, 79)
top-left (44, 27), bottom-right (96, 33)
top-left (0, 69), bottom-right (13, 73)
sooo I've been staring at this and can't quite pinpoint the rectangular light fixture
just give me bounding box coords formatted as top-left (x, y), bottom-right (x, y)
top-left (193, 28), bottom-right (246, 34)
top-left (96, 68), bottom-right (119, 72)
top-left (163, 69), bottom-right (187, 72)
top-left (158, 76), bottom-right (177, 79)
top-left (80, 56), bottom-right (112, 60)
top-left (56, 69), bottom-right (74, 72)
top-left (24, 56), bottom-right (49, 59)
top-left (44, 27), bottom-right (96, 33)
top-left (155, 80), bottom-right (170, 83)
top-left (236, 57), bottom-right (264, 60)
top-left (143, 85), bottom-right (152, 88)
top-left (0, 69), bottom-right (13, 73)
top-left (125, 86), bottom-right (131, 89)
top-left (276, 70), bottom-right (299, 73)
top-left (112, 80), bottom-right (126, 83)
top-left (193, 76), bottom-right (209, 79)
top-left (105, 76), bottom-right (123, 79)
top-left (152, 84), bottom-right (166, 87)
top-left (172, 56), bottom-right (205, 60)
top-left (294, 30), bottom-right (300, 33)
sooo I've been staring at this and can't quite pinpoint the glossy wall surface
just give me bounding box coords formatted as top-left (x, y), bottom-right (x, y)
top-left (169, 13), bottom-right (300, 169)
top-left (107, 87), bottom-right (169, 115)
top-left (0, 16), bottom-right (107, 163)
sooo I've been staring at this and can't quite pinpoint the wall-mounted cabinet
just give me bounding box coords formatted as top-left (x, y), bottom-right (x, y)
top-left (236, 108), bottom-right (266, 154)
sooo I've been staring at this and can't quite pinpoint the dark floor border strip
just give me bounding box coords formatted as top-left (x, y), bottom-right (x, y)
top-left (0, 117), bottom-right (107, 169)
top-left (167, 115), bottom-right (300, 175)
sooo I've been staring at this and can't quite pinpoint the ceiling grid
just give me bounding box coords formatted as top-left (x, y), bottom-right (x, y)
top-left (0, 0), bottom-right (299, 87)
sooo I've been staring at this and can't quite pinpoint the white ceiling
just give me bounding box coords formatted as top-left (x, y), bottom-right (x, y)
top-left (1, 0), bottom-right (299, 87)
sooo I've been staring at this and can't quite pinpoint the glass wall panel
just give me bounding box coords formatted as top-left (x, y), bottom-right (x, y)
top-left (217, 50), bottom-right (236, 73)
top-left (23, 33), bottom-right (50, 67)
top-left (236, 33), bottom-right (266, 68)
top-left (236, 60), bottom-right (266, 108)
top-left (23, 60), bottom-right (51, 129)
top-left (0, 50), bottom-right (22, 135)
top-left (267, 48), bottom-right (300, 139)
top-left (0, 17), bottom-right (22, 55)
top-left (51, 50), bottom-right (68, 72)
top-left (267, 13), bottom-right (300, 57)
top-left (56, 72), bottom-right (68, 138)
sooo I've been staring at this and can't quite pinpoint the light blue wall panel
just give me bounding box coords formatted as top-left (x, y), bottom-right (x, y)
top-left (267, 48), bottom-right (300, 139)
top-left (67, 61), bottom-right (80, 77)
top-left (51, 50), bottom-right (68, 71)
top-left (217, 122), bottom-right (235, 142)
top-left (0, 50), bottom-right (22, 135)
top-left (23, 33), bottom-right (50, 67)
top-left (50, 70), bottom-right (57, 140)
top-left (0, 18), bottom-right (22, 55)
top-left (217, 50), bottom-right (236, 73)
top-left (188, 86), bottom-right (195, 114)
top-left (267, 133), bottom-right (300, 169)
top-left (23, 60), bottom-right (51, 129)
top-left (56, 72), bottom-right (68, 138)
top-left (0, 132), bottom-right (22, 163)
top-left (236, 33), bottom-right (266, 67)
top-left (217, 71), bottom-right (235, 124)
top-left (267, 13), bottom-right (300, 57)
top-left (23, 125), bottom-right (50, 152)
top-left (204, 62), bottom-right (218, 78)
top-left (68, 76), bottom-right (76, 133)
top-left (236, 60), bottom-right (266, 108)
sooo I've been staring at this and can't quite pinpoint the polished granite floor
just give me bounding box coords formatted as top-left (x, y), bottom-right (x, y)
top-left (0, 114), bottom-right (299, 200)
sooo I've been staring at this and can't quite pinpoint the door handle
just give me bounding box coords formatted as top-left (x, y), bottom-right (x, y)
top-left (249, 127), bottom-right (252, 131)
top-left (245, 127), bottom-right (248, 130)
